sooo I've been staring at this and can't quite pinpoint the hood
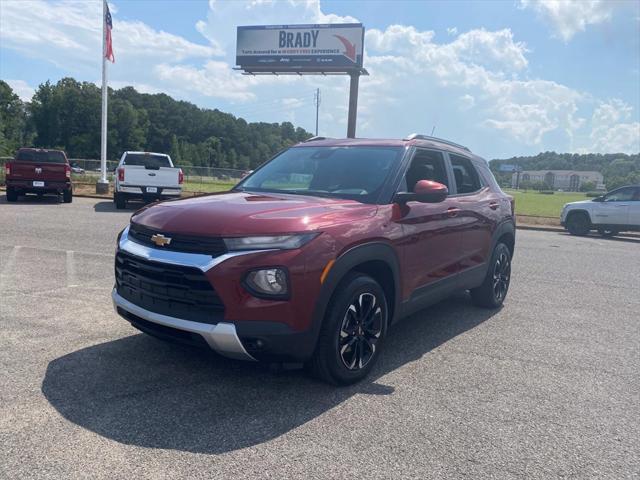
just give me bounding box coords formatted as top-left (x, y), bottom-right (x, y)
top-left (565, 199), bottom-right (594, 207)
top-left (131, 191), bottom-right (378, 236)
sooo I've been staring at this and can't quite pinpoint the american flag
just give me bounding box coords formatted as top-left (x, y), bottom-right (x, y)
top-left (104, 2), bottom-right (115, 63)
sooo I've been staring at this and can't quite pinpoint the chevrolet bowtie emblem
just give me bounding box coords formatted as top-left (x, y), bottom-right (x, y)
top-left (151, 234), bottom-right (172, 247)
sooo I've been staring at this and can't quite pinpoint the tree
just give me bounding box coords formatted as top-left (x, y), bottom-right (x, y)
top-left (0, 80), bottom-right (31, 155)
top-left (579, 181), bottom-right (596, 192)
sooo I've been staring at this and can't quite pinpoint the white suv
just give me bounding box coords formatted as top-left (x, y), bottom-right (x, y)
top-left (561, 185), bottom-right (640, 237)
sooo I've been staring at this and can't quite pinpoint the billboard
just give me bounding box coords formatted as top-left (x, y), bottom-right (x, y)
top-left (236, 24), bottom-right (365, 72)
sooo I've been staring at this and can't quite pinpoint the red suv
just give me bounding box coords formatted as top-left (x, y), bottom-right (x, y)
top-left (113, 135), bottom-right (515, 384)
top-left (5, 148), bottom-right (73, 203)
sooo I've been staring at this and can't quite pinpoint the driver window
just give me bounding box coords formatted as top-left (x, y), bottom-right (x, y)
top-left (604, 187), bottom-right (634, 202)
top-left (402, 150), bottom-right (448, 193)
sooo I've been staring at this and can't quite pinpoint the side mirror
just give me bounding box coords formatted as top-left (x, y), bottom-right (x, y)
top-left (395, 180), bottom-right (448, 204)
top-left (592, 196), bottom-right (604, 202)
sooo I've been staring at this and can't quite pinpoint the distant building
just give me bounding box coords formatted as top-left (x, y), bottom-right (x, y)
top-left (511, 170), bottom-right (605, 191)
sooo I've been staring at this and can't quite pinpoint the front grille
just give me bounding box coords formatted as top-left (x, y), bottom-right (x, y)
top-left (128, 222), bottom-right (227, 256)
top-left (115, 250), bottom-right (225, 324)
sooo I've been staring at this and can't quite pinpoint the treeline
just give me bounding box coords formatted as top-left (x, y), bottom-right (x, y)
top-left (0, 78), bottom-right (311, 169)
top-left (490, 152), bottom-right (640, 190)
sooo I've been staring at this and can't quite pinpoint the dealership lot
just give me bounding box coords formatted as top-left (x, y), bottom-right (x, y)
top-left (1, 196), bottom-right (638, 479)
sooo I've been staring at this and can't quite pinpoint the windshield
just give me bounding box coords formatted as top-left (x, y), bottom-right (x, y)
top-left (123, 153), bottom-right (172, 169)
top-left (236, 146), bottom-right (404, 203)
top-left (15, 150), bottom-right (66, 163)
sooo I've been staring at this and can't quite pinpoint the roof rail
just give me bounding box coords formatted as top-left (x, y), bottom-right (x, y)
top-left (403, 133), bottom-right (470, 152)
top-left (303, 136), bottom-right (331, 142)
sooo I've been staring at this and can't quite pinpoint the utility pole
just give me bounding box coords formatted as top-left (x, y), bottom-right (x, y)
top-left (97, 0), bottom-right (109, 194)
top-left (313, 88), bottom-right (321, 136)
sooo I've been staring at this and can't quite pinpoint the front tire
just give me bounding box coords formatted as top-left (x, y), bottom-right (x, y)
top-left (6, 187), bottom-right (18, 202)
top-left (566, 212), bottom-right (590, 236)
top-left (471, 242), bottom-right (512, 309)
top-left (308, 272), bottom-right (388, 385)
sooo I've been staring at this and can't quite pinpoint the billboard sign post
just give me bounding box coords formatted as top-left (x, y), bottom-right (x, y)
top-left (235, 24), bottom-right (368, 138)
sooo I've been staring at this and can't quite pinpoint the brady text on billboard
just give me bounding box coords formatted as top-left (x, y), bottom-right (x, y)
top-left (236, 24), bottom-right (365, 72)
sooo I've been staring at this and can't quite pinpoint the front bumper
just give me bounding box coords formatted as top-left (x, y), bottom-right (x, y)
top-left (113, 289), bottom-right (256, 361)
top-left (113, 226), bottom-right (325, 361)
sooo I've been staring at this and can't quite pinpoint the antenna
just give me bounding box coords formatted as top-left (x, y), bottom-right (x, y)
top-left (431, 125), bottom-right (436, 136)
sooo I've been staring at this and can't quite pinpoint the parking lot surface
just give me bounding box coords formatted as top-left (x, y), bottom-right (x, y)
top-left (1, 195), bottom-right (639, 479)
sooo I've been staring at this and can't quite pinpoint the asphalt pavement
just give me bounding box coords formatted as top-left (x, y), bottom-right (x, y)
top-left (1, 195), bottom-right (639, 479)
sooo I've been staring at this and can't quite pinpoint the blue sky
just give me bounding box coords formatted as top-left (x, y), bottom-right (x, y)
top-left (1, 0), bottom-right (639, 159)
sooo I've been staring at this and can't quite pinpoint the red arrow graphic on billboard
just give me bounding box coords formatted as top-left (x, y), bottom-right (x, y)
top-left (333, 34), bottom-right (356, 62)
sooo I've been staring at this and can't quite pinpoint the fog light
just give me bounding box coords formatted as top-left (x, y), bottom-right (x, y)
top-left (245, 268), bottom-right (289, 298)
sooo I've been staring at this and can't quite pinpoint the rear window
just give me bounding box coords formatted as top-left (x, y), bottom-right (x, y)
top-left (15, 150), bottom-right (66, 163)
top-left (123, 154), bottom-right (171, 169)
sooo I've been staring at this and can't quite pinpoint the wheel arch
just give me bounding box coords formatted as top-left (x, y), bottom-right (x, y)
top-left (566, 208), bottom-right (592, 223)
top-left (492, 220), bottom-right (516, 257)
top-left (310, 242), bottom-right (402, 352)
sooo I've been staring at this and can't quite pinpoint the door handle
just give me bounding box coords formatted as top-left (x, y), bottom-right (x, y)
top-left (447, 207), bottom-right (461, 217)
top-left (489, 202), bottom-right (499, 210)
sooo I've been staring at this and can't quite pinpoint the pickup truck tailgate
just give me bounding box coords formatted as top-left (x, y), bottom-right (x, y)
top-left (10, 161), bottom-right (67, 181)
top-left (120, 165), bottom-right (180, 187)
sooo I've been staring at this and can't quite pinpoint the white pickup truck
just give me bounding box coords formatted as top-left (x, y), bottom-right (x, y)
top-left (114, 151), bottom-right (183, 209)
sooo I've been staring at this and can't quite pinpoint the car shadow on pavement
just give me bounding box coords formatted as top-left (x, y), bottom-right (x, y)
top-left (558, 232), bottom-right (640, 245)
top-left (93, 200), bottom-right (145, 213)
top-left (1, 194), bottom-right (63, 205)
top-left (42, 293), bottom-right (498, 454)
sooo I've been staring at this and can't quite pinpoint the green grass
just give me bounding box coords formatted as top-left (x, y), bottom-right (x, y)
top-left (504, 189), bottom-right (589, 217)
top-left (183, 181), bottom-right (235, 193)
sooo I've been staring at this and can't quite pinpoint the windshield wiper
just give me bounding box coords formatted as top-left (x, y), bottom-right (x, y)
top-left (285, 189), bottom-right (334, 197)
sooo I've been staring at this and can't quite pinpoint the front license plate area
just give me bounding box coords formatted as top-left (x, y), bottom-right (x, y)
top-left (33, 181), bottom-right (45, 187)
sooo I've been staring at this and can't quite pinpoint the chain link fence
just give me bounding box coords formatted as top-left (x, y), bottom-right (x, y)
top-left (0, 156), bottom-right (245, 193)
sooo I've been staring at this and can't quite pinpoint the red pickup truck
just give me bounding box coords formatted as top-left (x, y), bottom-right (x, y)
top-left (5, 148), bottom-right (73, 203)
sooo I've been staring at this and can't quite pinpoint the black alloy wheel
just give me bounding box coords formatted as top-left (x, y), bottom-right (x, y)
top-left (338, 292), bottom-right (383, 371)
top-left (492, 250), bottom-right (511, 303)
top-left (308, 272), bottom-right (388, 385)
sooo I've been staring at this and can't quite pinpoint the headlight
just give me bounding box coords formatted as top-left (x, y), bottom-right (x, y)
top-left (244, 268), bottom-right (289, 298)
top-left (224, 233), bottom-right (318, 251)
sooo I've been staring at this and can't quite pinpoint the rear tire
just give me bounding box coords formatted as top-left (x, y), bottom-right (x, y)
top-left (470, 242), bottom-right (512, 309)
top-left (115, 192), bottom-right (126, 209)
top-left (566, 212), bottom-right (591, 236)
top-left (63, 189), bottom-right (73, 203)
top-left (6, 188), bottom-right (18, 202)
top-left (308, 272), bottom-right (388, 385)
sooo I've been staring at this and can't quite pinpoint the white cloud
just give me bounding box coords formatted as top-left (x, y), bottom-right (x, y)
top-left (589, 99), bottom-right (640, 153)
top-left (447, 27), bottom-right (458, 36)
top-left (0, 0), bottom-right (218, 73)
top-left (154, 61), bottom-right (262, 101)
top-left (459, 94), bottom-right (475, 110)
top-left (519, 0), bottom-right (615, 41)
top-left (4, 79), bottom-right (35, 101)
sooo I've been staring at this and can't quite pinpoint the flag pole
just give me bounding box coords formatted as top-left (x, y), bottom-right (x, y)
top-left (97, 0), bottom-right (109, 194)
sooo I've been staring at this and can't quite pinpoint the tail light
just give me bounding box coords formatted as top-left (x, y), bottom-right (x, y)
top-left (65, 164), bottom-right (71, 179)
top-left (5, 163), bottom-right (10, 177)
top-left (178, 169), bottom-right (184, 184)
top-left (117, 167), bottom-right (125, 182)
